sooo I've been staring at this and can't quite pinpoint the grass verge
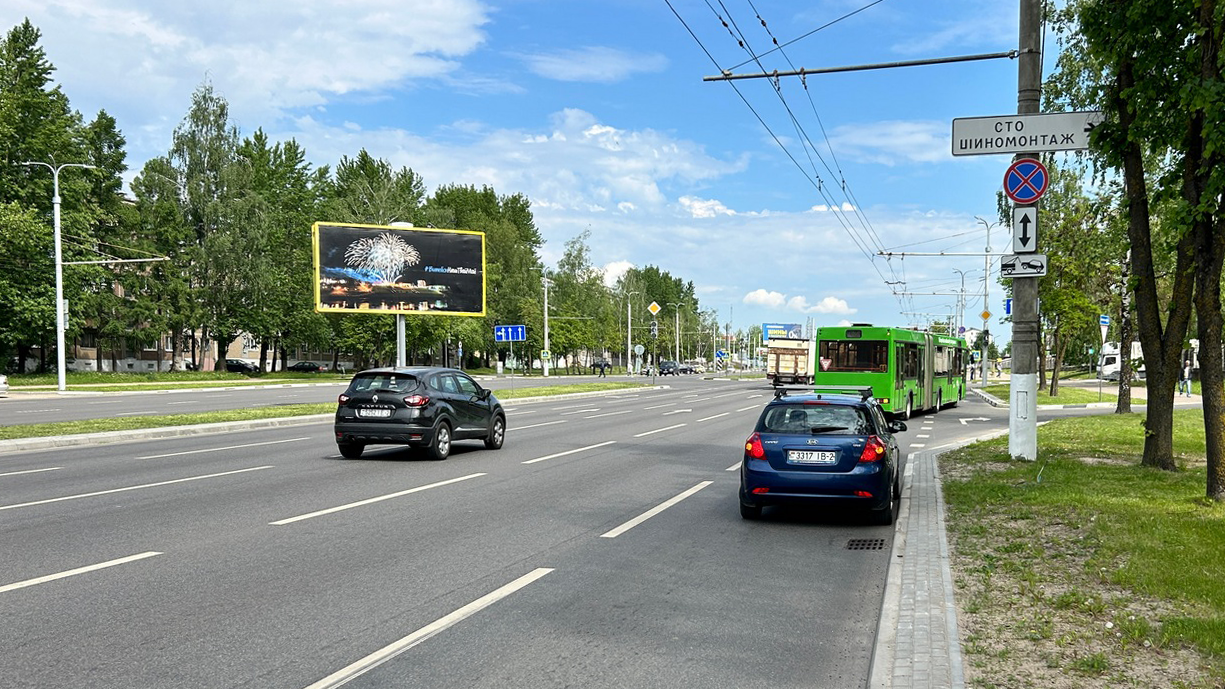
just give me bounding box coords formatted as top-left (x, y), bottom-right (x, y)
top-left (983, 383), bottom-right (1119, 405)
top-left (0, 382), bottom-right (649, 441)
top-left (940, 410), bottom-right (1225, 688)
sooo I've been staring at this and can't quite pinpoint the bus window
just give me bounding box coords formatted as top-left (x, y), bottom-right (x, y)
top-left (934, 346), bottom-right (948, 377)
top-left (819, 340), bottom-right (889, 372)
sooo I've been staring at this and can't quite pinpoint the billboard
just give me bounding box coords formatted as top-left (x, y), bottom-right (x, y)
top-left (313, 222), bottom-right (486, 316)
top-left (762, 322), bottom-right (804, 342)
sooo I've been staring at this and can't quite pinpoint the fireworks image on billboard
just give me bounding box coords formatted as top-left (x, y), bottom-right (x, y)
top-left (313, 222), bottom-right (486, 316)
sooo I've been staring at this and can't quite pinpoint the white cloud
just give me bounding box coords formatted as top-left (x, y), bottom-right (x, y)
top-left (743, 290), bottom-right (787, 308)
top-left (515, 46), bottom-right (667, 83)
top-left (828, 120), bottom-right (950, 166)
top-left (788, 296), bottom-right (857, 315)
top-left (601, 260), bottom-right (634, 288)
top-left (679, 196), bottom-right (736, 219)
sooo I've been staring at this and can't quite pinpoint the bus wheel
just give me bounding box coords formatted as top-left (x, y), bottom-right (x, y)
top-left (902, 395), bottom-right (913, 421)
top-left (935, 391), bottom-right (943, 412)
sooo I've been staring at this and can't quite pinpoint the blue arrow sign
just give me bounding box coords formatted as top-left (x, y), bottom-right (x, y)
top-left (1005, 298), bottom-right (1012, 316)
top-left (494, 325), bottom-right (526, 342)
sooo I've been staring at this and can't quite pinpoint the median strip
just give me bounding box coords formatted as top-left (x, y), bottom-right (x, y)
top-left (0, 551), bottom-right (162, 594)
top-left (0, 466), bottom-right (274, 512)
top-left (600, 481), bottom-right (713, 538)
top-left (271, 473), bottom-right (485, 525)
top-left (303, 568), bottom-right (554, 689)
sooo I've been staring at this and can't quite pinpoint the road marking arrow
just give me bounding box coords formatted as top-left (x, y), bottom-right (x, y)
top-left (959, 417), bottom-right (991, 425)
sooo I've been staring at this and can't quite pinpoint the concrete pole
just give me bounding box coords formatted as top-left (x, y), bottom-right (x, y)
top-left (543, 278), bottom-right (551, 377)
top-left (1010, 0), bottom-right (1042, 460)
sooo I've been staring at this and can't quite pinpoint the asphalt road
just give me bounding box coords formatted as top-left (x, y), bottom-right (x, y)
top-left (0, 373), bottom-right (663, 425)
top-left (0, 378), bottom-right (1014, 688)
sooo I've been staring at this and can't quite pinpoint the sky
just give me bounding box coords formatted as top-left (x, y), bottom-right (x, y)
top-left (10, 0), bottom-right (1056, 344)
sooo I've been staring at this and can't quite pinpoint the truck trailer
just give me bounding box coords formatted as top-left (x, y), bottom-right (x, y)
top-left (765, 338), bottom-right (816, 387)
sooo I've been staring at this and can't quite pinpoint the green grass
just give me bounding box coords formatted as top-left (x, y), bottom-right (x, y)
top-left (941, 409), bottom-right (1225, 661)
top-left (0, 382), bottom-right (650, 440)
top-left (982, 383), bottom-right (1118, 405)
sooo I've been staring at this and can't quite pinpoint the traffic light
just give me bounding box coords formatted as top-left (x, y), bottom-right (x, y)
top-left (650, 320), bottom-right (659, 338)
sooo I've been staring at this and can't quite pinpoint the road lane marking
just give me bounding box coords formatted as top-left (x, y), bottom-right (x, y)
top-left (910, 444), bottom-right (926, 448)
top-left (0, 552), bottom-right (162, 595)
top-left (304, 567), bottom-right (553, 689)
top-left (165, 400), bottom-right (198, 405)
top-left (642, 402), bottom-right (675, 410)
top-left (0, 466), bottom-right (274, 512)
top-left (0, 467), bottom-right (61, 478)
top-left (725, 461), bottom-right (741, 472)
top-left (138, 437), bottom-right (310, 460)
top-left (696, 412), bottom-right (728, 423)
top-left (583, 410), bottom-right (632, 419)
top-left (662, 409), bottom-right (691, 416)
top-left (116, 411), bottom-right (157, 416)
top-left (917, 434), bottom-right (930, 439)
top-left (522, 441), bottom-right (616, 465)
top-left (633, 423), bottom-right (686, 437)
top-left (747, 394), bottom-right (764, 398)
top-left (735, 405), bottom-right (759, 412)
top-left (271, 474), bottom-right (485, 525)
top-left (508, 420), bottom-right (566, 431)
top-left (560, 408), bottom-right (600, 416)
top-left (600, 482), bottom-right (714, 538)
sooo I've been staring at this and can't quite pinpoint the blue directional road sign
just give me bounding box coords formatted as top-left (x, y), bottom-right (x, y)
top-left (1003, 158), bottom-right (1049, 204)
top-left (1099, 314), bottom-right (1110, 326)
top-left (494, 324), bottom-right (526, 342)
top-left (1005, 298), bottom-right (1012, 316)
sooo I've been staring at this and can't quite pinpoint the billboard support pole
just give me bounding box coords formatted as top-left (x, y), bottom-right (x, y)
top-left (396, 315), bottom-right (406, 367)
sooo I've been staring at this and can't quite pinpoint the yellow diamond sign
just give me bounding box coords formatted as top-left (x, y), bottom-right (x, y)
top-left (648, 301), bottom-right (661, 316)
top-left (980, 310), bottom-right (992, 321)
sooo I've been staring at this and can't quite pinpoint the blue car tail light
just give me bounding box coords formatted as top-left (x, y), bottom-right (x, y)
top-left (744, 432), bottom-right (765, 460)
top-left (858, 435), bottom-right (887, 463)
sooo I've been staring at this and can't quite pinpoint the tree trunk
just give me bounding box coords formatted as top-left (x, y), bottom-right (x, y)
top-left (1115, 253), bottom-right (1134, 413)
top-left (1191, 0), bottom-right (1224, 500)
top-left (1049, 333), bottom-right (1066, 397)
top-left (1115, 56), bottom-right (1192, 471)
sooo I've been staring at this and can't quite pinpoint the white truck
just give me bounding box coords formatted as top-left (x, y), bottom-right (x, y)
top-left (1099, 341), bottom-right (1144, 381)
top-left (765, 338), bottom-right (816, 387)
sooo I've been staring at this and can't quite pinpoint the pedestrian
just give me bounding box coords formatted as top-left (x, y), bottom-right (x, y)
top-left (598, 360), bottom-right (607, 378)
top-left (1180, 360), bottom-right (1192, 397)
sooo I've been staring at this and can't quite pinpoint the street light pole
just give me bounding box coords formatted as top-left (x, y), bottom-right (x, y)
top-left (22, 161), bottom-right (96, 393)
top-left (952, 268), bottom-right (970, 335)
top-left (543, 276), bottom-right (551, 378)
top-left (668, 302), bottom-right (682, 363)
top-left (977, 217), bottom-right (995, 385)
top-left (626, 290), bottom-right (639, 376)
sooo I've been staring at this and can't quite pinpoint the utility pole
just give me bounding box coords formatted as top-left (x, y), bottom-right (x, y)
top-left (1011, 0), bottom-right (1042, 460)
top-left (626, 290), bottom-right (639, 375)
top-left (978, 217), bottom-right (995, 385)
top-left (543, 277), bottom-right (551, 378)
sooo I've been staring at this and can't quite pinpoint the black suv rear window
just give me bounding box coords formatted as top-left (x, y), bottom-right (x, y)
top-left (760, 404), bottom-right (871, 435)
top-left (347, 373), bottom-right (419, 393)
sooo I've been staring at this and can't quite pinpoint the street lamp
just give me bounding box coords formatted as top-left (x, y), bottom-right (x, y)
top-left (543, 276), bottom-right (552, 378)
top-left (667, 302), bottom-right (682, 363)
top-left (952, 268), bottom-right (971, 335)
top-left (976, 216), bottom-right (997, 384)
top-left (625, 290), bottom-right (640, 376)
top-left (22, 161), bottom-right (96, 393)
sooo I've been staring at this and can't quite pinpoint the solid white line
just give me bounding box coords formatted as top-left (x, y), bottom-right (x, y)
top-left (272, 474), bottom-right (485, 525)
top-left (600, 481), bottom-right (713, 538)
top-left (633, 423), bottom-right (686, 438)
top-left (583, 410), bottom-right (632, 419)
top-left (735, 405), bottom-right (759, 412)
top-left (507, 420), bottom-right (566, 431)
top-left (522, 441), bottom-right (616, 465)
top-left (642, 402), bottom-right (675, 410)
top-left (0, 552), bottom-right (162, 595)
top-left (138, 437), bottom-right (310, 460)
top-left (696, 412), bottom-right (729, 423)
top-left (0, 467), bottom-right (61, 478)
top-left (116, 411), bottom-right (157, 416)
top-left (725, 461), bottom-right (742, 472)
top-left (303, 568), bottom-right (554, 689)
top-left (0, 466), bottom-right (274, 512)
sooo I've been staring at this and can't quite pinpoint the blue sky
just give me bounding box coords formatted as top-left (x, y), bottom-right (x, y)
top-left (13, 0), bottom-right (1045, 342)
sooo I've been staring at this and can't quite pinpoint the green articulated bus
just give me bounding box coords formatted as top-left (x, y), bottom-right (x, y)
top-left (814, 325), bottom-right (968, 419)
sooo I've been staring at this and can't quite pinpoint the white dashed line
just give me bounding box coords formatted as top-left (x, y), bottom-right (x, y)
top-left (522, 441), bottom-right (616, 465)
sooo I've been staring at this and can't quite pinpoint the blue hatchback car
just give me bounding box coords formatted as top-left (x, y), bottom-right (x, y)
top-left (739, 386), bottom-right (907, 523)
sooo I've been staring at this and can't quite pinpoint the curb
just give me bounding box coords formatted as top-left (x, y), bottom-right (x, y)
top-left (969, 387), bottom-right (1122, 410)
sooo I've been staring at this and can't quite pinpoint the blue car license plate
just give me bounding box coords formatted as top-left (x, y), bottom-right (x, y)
top-left (787, 450), bottom-right (837, 464)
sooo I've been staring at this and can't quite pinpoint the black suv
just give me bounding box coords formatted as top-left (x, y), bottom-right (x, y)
top-left (333, 366), bottom-right (505, 460)
top-left (659, 360), bottom-right (679, 375)
top-left (740, 386), bottom-right (906, 523)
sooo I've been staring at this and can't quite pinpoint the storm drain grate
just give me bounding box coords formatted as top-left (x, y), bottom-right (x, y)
top-left (846, 538), bottom-right (887, 551)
